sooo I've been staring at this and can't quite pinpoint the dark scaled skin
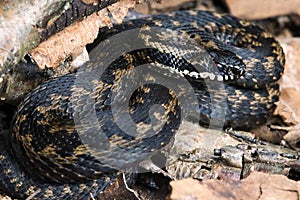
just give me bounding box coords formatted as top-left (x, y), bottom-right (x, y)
top-left (0, 10), bottom-right (284, 199)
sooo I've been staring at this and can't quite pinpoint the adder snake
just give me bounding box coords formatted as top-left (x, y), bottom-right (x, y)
top-left (0, 10), bottom-right (284, 199)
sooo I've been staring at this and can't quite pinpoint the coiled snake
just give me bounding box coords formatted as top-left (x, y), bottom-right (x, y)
top-left (0, 10), bottom-right (284, 199)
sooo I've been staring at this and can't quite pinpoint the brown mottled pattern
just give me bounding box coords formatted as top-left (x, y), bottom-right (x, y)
top-left (0, 10), bottom-right (285, 199)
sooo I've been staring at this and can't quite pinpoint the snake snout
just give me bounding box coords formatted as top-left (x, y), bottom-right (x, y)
top-left (208, 49), bottom-right (246, 82)
top-left (217, 62), bottom-right (246, 82)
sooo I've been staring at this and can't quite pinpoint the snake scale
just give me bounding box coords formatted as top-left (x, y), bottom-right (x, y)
top-left (0, 9), bottom-right (284, 199)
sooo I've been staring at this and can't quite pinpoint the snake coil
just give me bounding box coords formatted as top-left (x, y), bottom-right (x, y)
top-left (0, 10), bottom-right (284, 199)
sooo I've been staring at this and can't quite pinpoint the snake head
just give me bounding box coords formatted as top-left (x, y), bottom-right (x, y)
top-left (208, 49), bottom-right (246, 83)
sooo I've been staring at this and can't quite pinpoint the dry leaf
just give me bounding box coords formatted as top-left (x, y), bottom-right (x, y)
top-left (170, 172), bottom-right (300, 200)
top-left (30, 0), bottom-right (143, 70)
top-left (225, 0), bottom-right (300, 19)
top-left (108, 0), bottom-right (137, 24)
top-left (274, 38), bottom-right (300, 149)
top-left (30, 8), bottom-right (112, 69)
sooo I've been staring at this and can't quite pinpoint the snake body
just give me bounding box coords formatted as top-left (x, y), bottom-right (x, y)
top-left (0, 10), bottom-right (284, 199)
